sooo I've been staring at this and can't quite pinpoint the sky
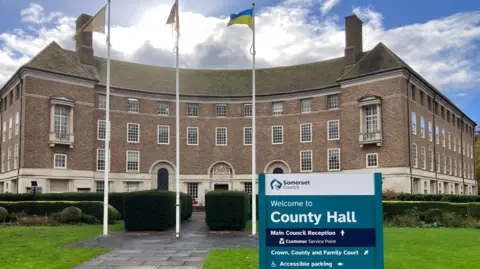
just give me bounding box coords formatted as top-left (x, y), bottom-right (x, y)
top-left (0, 0), bottom-right (479, 124)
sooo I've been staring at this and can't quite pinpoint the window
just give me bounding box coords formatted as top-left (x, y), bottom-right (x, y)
top-left (187, 183), bottom-right (199, 200)
top-left (97, 120), bottom-right (106, 140)
top-left (187, 127), bottom-right (198, 145)
top-left (442, 129), bottom-right (445, 147)
top-left (412, 144), bottom-right (418, 168)
top-left (421, 147), bottom-right (426, 170)
top-left (364, 105), bottom-right (378, 133)
top-left (454, 158), bottom-right (457, 176)
top-left (411, 112), bottom-right (416, 135)
top-left (366, 153), bottom-right (378, 168)
top-left (7, 147), bottom-right (11, 171)
top-left (300, 123), bottom-right (312, 143)
top-left (15, 112), bottom-right (19, 136)
top-left (54, 105), bottom-right (69, 135)
top-left (216, 127), bottom-right (227, 145)
top-left (128, 98), bottom-right (139, 113)
top-left (435, 125), bottom-right (439, 144)
top-left (466, 144), bottom-right (469, 157)
top-left (327, 94), bottom-right (340, 109)
top-left (158, 125), bottom-right (169, 144)
top-left (2, 121), bottom-right (5, 142)
top-left (1, 152), bottom-right (4, 173)
top-left (97, 149), bottom-right (106, 171)
top-left (300, 99), bottom-right (312, 113)
top-left (448, 133), bottom-right (451, 149)
top-left (436, 152), bottom-right (440, 172)
top-left (272, 126), bottom-right (283, 144)
top-left (158, 102), bottom-right (169, 115)
top-left (127, 123), bottom-right (139, 143)
top-left (420, 117), bottom-right (425, 138)
top-left (272, 102), bottom-right (283, 116)
top-left (54, 154), bottom-right (66, 169)
top-left (95, 181), bottom-right (113, 192)
top-left (300, 150), bottom-right (312, 172)
top-left (126, 151), bottom-right (139, 172)
top-left (8, 117), bottom-right (12, 139)
top-left (244, 104), bottom-right (252, 117)
top-left (454, 135), bottom-right (457, 152)
top-left (243, 182), bottom-right (252, 194)
top-left (448, 156), bottom-right (452, 175)
top-left (462, 143), bottom-right (465, 156)
top-left (98, 94), bottom-right (106, 109)
top-left (428, 122), bottom-right (432, 141)
top-left (457, 138), bottom-right (461, 153)
top-left (125, 182), bottom-right (140, 192)
top-left (216, 104), bottom-right (227, 117)
top-left (442, 154), bottom-right (446, 174)
top-left (328, 148), bottom-right (340, 171)
top-left (14, 144), bottom-right (18, 169)
top-left (429, 149), bottom-right (434, 171)
top-left (244, 127), bottom-right (252, 145)
top-left (327, 120), bottom-right (339, 140)
top-left (187, 103), bottom-right (198, 116)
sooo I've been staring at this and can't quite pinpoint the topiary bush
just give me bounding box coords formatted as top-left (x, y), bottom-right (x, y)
top-left (383, 201), bottom-right (480, 220)
top-left (205, 191), bottom-right (249, 231)
top-left (0, 207), bottom-right (8, 222)
top-left (60, 206), bottom-right (82, 223)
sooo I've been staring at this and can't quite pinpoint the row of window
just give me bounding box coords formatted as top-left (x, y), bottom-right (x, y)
top-left (1, 143), bottom-right (19, 173)
top-left (98, 94), bottom-right (341, 116)
top-left (411, 143), bottom-right (475, 179)
top-left (412, 179), bottom-right (474, 195)
top-left (412, 112), bottom-right (474, 159)
top-left (1, 83), bottom-right (21, 112)
top-left (1, 112), bottom-right (20, 142)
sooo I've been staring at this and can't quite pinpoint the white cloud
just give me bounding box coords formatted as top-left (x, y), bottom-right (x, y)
top-left (0, 1), bottom-right (479, 95)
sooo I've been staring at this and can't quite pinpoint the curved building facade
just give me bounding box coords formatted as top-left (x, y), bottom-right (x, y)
top-left (0, 14), bottom-right (477, 203)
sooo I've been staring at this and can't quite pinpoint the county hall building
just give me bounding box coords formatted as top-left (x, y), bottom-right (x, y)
top-left (0, 13), bottom-right (476, 204)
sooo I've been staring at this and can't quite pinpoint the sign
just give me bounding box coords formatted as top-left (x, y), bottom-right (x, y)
top-left (258, 173), bottom-right (384, 269)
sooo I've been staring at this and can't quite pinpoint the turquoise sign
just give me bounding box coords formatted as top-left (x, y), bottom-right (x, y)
top-left (258, 172), bottom-right (384, 269)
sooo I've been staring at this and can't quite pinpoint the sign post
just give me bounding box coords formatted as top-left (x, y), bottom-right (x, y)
top-left (259, 172), bottom-right (384, 269)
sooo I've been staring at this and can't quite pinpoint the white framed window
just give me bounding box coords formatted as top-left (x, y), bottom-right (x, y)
top-left (125, 181), bottom-right (141, 192)
top-left (448, 132), bottom-right (451, 149)
top-left (126, 151), bottom-right (139, 172)
top-left (366, 153), bottom-right (378, 168)
top-left (448, 156), bottom-right (452, 175)
top-left (300, 99), bottom-right (312, 113)
top-left (442, 154), bottom-right (446, 174)
top-left (363, 105), bottom-right (378, 133)
top-left (187, 103), bottom-right (198, 116)
top-left (244, 104), bottom-right (252, 117)
top-left (420, 117), bottom-right (425, 138)
top-left (127, 123), bottom-right (139, 143)
top-left (98, 94), bottom-right (106, 109)
top-left (216, 127), bottom-right (227, 145)
top-left (467, 144), bottom-right (469, 157)
top-left (436, 152), bottom-right (440, 172)
top-left (429, 149), bottom-right (434, 171)
top-left (243, 182), bottom-right (252, 194)
top-left (327, 120), bottom-right (339, 140)
top-left (14, 144), bottom-right (18, 169)
top-left (442, 129), bottom-right (445, 147)
top-left (411, 112), bottom-right (416, 135)
top-left (272, 125), bottom-right (283, 144)
top-left (300, 150), bottom-right (312, 172)
top-left (300, 123), bottom-right (312, 143)
top-left (272, 102), bottom-right (283, 116)
top-left (244, 127), bottom-right (252, 145)
top-left (328, 148), bottom-right (340, 171)
top-left (458, 138), bottom-right (461, 153)
top-left (187, 127), bottom-right (198, 145)
top-left (1, 151), bottom-right (4, 173)
top-left (435, 125), bottom-right (439, 144)
top-left (128, 98), bottom-right (139, 113)
top-left (53, 154), bottom-right (67, 169)
top-left (54, 105), bottom-right (69, 135)
top-left (158, 102), bottom-right (169, 115)
top-left (453, 135), bottom-right (457, 152)
top-left (158, 125), bottom-right (169, 144)
top-left (2, 121), bottom-right (5, 142)
top-left (95, 181), bottom-right (113, 192)
top-left (428, 121), bottom-right (432, 141)
top-left (7, 147), bottom-right (11, 171)
top-left (216, 104), bottom-right (227, 117)
top-left (454, 158), bottom-right (457, 176)
top-left (97, 120), bottom-right (106, 140)
top-left (471, 145), bottom-right (474, 159)
top-left (463, 143), bottom-right (465, 156)
top-left (327, 94), bottom-right (340, 109)
top-left (421, 147), bottom-right (426, 170)
top-left (15, 112), bottom-right (19, 136)
top-left (187, 183), bottom-right (199, 200)
top-left (8, 117), bottom-right (12, 139)
top-left (412, 143), bottom-right (418, 168)
top-left (96, 148), bottom-right (107, 171)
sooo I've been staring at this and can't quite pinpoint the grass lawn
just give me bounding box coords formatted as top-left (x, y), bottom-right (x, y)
top-left (203, 227), bottom-right (480, 269)
top-left (0, 222), bottom-right (124, 269)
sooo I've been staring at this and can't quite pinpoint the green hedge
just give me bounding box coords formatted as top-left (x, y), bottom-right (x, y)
top-left (123, 190), bottom-right (192, 231)
top-left (383, 201), bottom-right (480, 219)
top-left (0, 201), bottom-right (121, 223)
top-left (395, 193), bottom-right (480, 202)
top-left (205, 191), bottom-right (249, 231)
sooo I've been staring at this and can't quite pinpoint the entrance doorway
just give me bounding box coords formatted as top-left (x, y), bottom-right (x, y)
top-left (157, 168), bottom-right (169, 190)
top-left (273, 167), bottom-right (284, 174)
top-left (214, 184), bottom-right (229, 191)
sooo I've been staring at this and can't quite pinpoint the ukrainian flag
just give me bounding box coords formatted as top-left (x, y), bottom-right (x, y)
top-left (227, 8), bottom-right (253, 29)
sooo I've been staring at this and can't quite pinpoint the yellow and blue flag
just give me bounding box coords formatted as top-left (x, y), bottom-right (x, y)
top-left (227, 8), bottom-right (253, 29)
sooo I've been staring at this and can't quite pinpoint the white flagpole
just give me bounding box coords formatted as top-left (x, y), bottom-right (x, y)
top-left (175, 0), bottom-right (181, 238)
top-left (103, 0), bottom-right (111, 236)
top-left (251, 0), bottom-right (257, 236)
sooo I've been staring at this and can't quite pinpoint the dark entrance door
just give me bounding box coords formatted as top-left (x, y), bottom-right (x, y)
top-left (273, 167), bottom-right (284, 174)
top-left (214, 184), bottom-right (229, 191)
top-left (157, 168), bottom-right (169, 190)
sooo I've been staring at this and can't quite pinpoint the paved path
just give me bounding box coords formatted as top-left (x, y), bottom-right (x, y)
top-left (69, 212), bottom-right (258, 269)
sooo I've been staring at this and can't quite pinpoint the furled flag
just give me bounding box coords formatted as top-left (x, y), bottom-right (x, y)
top-left (166, 0), bottom-right (180, 37)
top-left (73, 5), bottom-right (107, 40)
top-left (227, 8), bottom-right (253, 29)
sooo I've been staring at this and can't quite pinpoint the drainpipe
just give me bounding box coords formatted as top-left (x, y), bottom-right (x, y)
top-left (432, 93), bottom-right (438, 193)
top-left (405, 72), bottom-right (413, 192)
top-left (460, 116), bottom-right (465, 194)
top-left (16, 75), bottom-right (23, 194)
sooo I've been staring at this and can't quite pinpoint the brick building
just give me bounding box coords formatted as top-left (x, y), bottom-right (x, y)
top-left (0, 14), bottom-right (476, 203)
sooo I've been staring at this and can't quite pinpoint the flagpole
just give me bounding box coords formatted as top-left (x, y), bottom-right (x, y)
top-left (251, 0), bottom-right (257, 236)
top-left (103, 0), bottom-right (111, 236)
top-left (175, 0), bottom-right (181, 238)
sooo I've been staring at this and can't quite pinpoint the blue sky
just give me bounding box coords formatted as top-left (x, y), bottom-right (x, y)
top-left (0, 0), bottom-right (479, 124)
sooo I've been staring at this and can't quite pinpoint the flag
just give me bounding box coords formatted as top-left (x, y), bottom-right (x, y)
top-left (166, 0), bottom-right (180, 36)
top-left (227, 8), bottom-right (253, 29)
top-left (73, 5), bottom-right (107, 40)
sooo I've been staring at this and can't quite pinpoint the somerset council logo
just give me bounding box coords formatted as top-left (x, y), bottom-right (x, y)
top-left (270, 179), bottom-right (283, 190)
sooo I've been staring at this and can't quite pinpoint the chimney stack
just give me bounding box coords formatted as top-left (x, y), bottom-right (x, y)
top-left (75, 14), bottom-right (94, 65)
top-left (344, 14), bottom-right (363, 65)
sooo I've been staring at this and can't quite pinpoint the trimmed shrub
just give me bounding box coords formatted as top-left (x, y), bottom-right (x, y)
top-left (383, 201), bottom-right (480, 220)
top-left (424, 208), bottom-right (443, 223)
top-left (0, 201), bottom-right (120, 223)
top-left (0, 206), bottom-right (7, 222)
top-left (180, 192), bottom-right (193, 221)
top-left (205, 191), bottom-right (249, 231)
top-left (60, 206), bottom-right (82, 223)
top-left (81, 214), bottom-right (101, 224)
top-left (396, 193), bottom-right (480, 203)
